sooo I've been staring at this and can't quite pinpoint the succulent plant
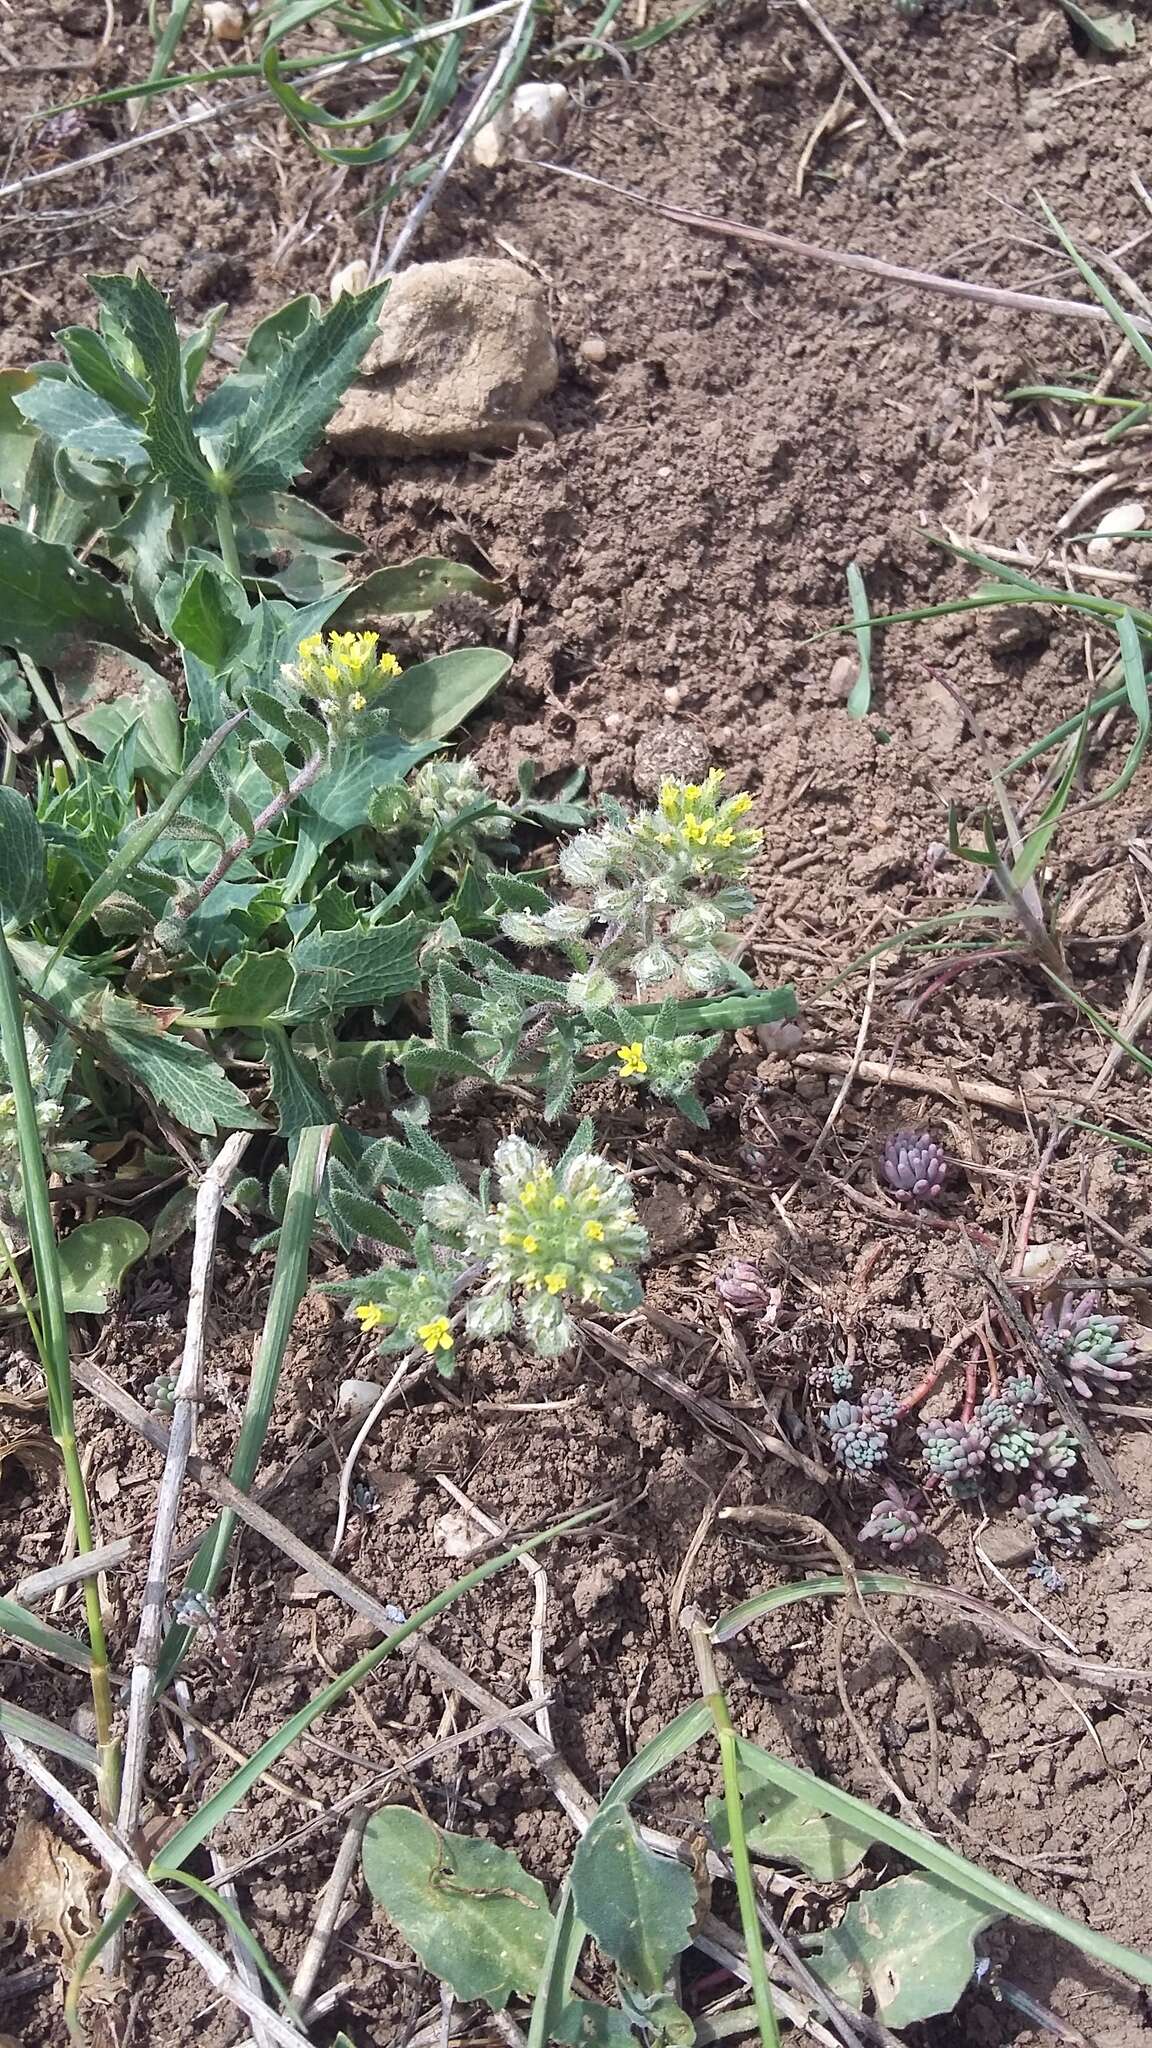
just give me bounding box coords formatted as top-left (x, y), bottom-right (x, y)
top-left (809, 1357), bottom-right (856, 1399)
top-left (1020, 1482), bottom-right (1101, 1557)
top-left (714, 1259), bottom-right (775, 1315)
top-left (1039, 1292), bottom-right (1135, 1401)
top-left (988, 1423), bottom-right (1041, 1477)
top-left (858, 1483), bottom-right (926, 1550)
top-left (1035, 1425), bottom-right (1079, 1480)
top-left (919, 1416), bottom-right (989, 1496)
top-left (823, 1399), bottom-right (890, 1473)
top-left (861, 1385), bottom-right (901, 1429)
top-left (976, 1394), bottom-right (1020, 1433)
top-left (145, 1374), bottom-right (177, 1417)
top-left (881, 1130), bottom-right (949, 1205)
top-left (1001, 1373), bottom-right (1047, 1412)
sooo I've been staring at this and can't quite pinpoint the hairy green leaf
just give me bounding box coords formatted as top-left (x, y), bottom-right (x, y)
top-left (570, 1804), bottom-right (695, 1995)
top-left (386, 648), bottom-right (512, 743)
top-left (0, 526), bottom-right (147, 663)
top-left (216, 285), bottom-right (388, 494)
top-left (15, 378), bottom-right (147, 467)
top-left (168, 559), bottom-right (250, 670)
top-left (288, 917), bottom-right (422, 1016)
top-left (208, 949), bottom-right (294, 1024)
top-left (57, 1218), bottom-right (150, 1314)
top-left (0, 788), bottom-right (47, 926)
top-left (362, 1806), bottom-right (553, 2007)
top-left (90, 273), bottom-right (216, 512)
top-left (810, 1874), bottom-right (995, 2027)
top-left (265, 1027), bottom-right (338, 1135)
top-left (58, 324), bottom-right (148, 418)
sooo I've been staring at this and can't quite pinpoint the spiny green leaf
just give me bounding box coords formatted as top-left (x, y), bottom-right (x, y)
top-left (215, 284), bottom-right (388, 494)
top-left (288, 917), bottom-right (422, 1016)
top-left (58, 323), bottom-right (148, 417)
top-left (101, 1019), bottom-right (266, 1135)
top-left (265, 1027), bottom-right (338, 1136)
top-left (58, 1217), bottom-right (149, 1314)
top-left (810, 1874), bottom-right (996, 2027)
top-left (90, 273), bottom-right (216, 512)
top-left (570, 1803), bottom-right (696, 1995)
top-left (0, 526), bottom-right (148, 663)
top-left (15, 378), bottom-right (147, 467)
top-left (0, 788), bottom-right (46, 926)
top-left (362, 1806), bottom-right (553, 2007)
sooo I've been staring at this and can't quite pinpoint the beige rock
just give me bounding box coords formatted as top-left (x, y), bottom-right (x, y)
top-left (469, 82), bottom-right (569, 168)
top-left (329, 257), bottom-right (371, 301)
top-left (203, 0), bottom-right (245, 39)
top-left (327, 256), bottom-right (558, 455)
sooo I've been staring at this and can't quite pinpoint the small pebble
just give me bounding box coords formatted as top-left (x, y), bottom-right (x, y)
top-left (337, 1377), bottom-right (385, 1418)
top-left (580, 333), bottom-right (608, 365)
top-left (203, 0), bottom-right (245, 39)
top-left (663, 686), bottom-right (683, 709)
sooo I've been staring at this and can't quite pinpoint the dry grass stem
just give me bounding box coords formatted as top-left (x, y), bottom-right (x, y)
top-left (434, 1472), bottom-right (553, 1742)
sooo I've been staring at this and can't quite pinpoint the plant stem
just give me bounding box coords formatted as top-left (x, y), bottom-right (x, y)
top-left (213, 492), bottom-right (242, 580)
top-left (166, 749), bottom-right (327, 940)
top-left (19, 655), bottom-right (83, 777)
top-left (686, 1614), bottom-right (781, 2048)
top-left (0, 927), bottom-right (119, 1813)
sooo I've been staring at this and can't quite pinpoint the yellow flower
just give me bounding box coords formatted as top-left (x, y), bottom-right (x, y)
top-left (584, 1220), bottom-right (606, 1242)
top-left (616, 1041), bottom-right (648, 1080)
top-left (521, 1235), bottom-right (539, 1255)
top-left (592, 1252), bottom-right (616, 1273)
top-left (550, 1194), bottom-right (568, 1212)
top-left (350, 691), bottom-right (367, 713)
top-left (543, 1269), bottom-right (569, 1295)
top-left (355, 1303), bottom-right (388, 1331)
top-left (417, 1316), bottom-right (454, 1355)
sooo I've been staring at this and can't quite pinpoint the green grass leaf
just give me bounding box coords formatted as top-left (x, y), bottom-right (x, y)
top-left (91, 273), bottom-right (217, 512)
top-left (809, 1874), bottom-right (996, 2027)
top-left (845, 560), bottom-right (873, 719)
top-left (362, 1807), bottom-right (553, 2007)
top-left (0, 1696), bottom-right (100, 1775)
top-left (570, 1804), bottom-right (696, 1996)
top-left (57, 1218), bottom-right (149, 1314)
top-left (0, 527), bottom-right (147, 663)
top-left (215, 285), bottom-right (388, 494)
top-left (0, 787), bottom-right (46, 925)
top-left (0, 1594), bottom-right (93, 1671)
top-left (1052, 0), bottom-right (1134, 51)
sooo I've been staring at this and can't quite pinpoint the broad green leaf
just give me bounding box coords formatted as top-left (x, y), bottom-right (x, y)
top-left (0, 527), bottom-right (147, 663)
top-left (810, 1874), bottom-right (995, 2027)
top-left (0, 788), bottom-right (46, 925)
top-left (209, 949), bottom-right (294, 1023)
top-left (362, 1806), bottom-right (553, 2007)
top-left (56, 647), bottom-right (182, 782)
top-left (15, 379), bottom-right (147, 467)
top-left (0, 656), bottom-right (32, 729)
top-left (57, 1218), bottom-right (149, 1314)
top-left (1052, 0), bottom-right (1134, 50)
top-left (194, 293), bottom-right (319, 438)
top-left (0, 1594), bottom-right (93, 1671)
top-left (555, 2003), bottom-right (637, 2048)
top-left (331, 556), bottom-right (503, 625)
top-left (0, 369), bottom-right (39, 510)
top-left (265, 1027), bottom-right (338, 1136)
top-left (707, 1764), bottom-right (873, 1882)
top-left (570, 1804), bottom-right (695, 1995)
top-left (58, 324), bottom-right (148, 418)
top-left (288, 917), bottom-right (422, 1016)
top-left (216, 284), bottom-right (388, 494)
top-left (0, 1697), bottom-right (99, 1776)
top-left (168, 559), bottom-right (250, 670)
top-left (90, 273), bottom-right (216, 512)
top-left (296, 731), bottom-right (432, 848)
top-left (385, 648), bottom-right (511, 743)
top-left (104, 1019), bottom-right (265, 1135)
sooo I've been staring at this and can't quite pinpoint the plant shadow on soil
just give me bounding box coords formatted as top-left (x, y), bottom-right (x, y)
top-left (2, 0), bottom-right (1152, 2042)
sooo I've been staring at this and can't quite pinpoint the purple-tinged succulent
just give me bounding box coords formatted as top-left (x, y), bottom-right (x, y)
top-left (987, 1423), bottom-right (1040, 1477)
top-left (861, 1385), bottom-right (901, 1429)
top-left (1020, 1481), bottom-right (1101, 1557)
top-left (823, 1399), bottom-right (890, 1473)
top-left (882, 1130), bottom-right (949, 1205)
top-left (1039, 1292), bottom-right (1135, 1401)
top-left (714, 1259), bottom-right (775, 1315)
top-left (858, 1483), bottom-right (926, 1551)
top-left (809, 1357), bottom-right (855, 1399)
top-left (1034, 1425), bottom-right (1078, 1480)
top-left (919, 1415), bottom-right (990, 1496)
top-left (1001, 1373), bottom-right (1047, 1412)
top-left (976, 1394), bottom-right (1020, 1433)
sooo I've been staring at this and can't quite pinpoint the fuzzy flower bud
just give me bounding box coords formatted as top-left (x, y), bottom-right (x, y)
top-left (882, 1130), bottom-right (949, 1205)
top-left (566, 966), bottom-right (619, 1013)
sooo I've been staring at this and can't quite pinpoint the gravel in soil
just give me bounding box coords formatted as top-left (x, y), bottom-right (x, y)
top-left (2, 2), bottom-right (1152, 2044)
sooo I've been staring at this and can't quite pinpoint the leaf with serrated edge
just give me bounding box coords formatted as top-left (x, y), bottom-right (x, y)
top-left (362, 1806), bottom-right (552, 2007)
top-left (169, 560), bottom-right (250, 671)
top-left (15, 380), bottom-right (147, 467)
top-left (287, 918), bottom-right (421, 1017)
top-left (218, 285), bottom-right (387, 494)
top-left (570, 1804), bottom-right (696, 1996)
top-left (810, 1874), bottom-right (996, 2028)
top-left (0, 789), bottom-right (46, 926)
top-left (90, 273), bottom-right (215, 512)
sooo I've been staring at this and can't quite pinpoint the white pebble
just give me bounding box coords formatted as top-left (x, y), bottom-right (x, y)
top-left (1087, 499), bottom-right (1145, 558)
top-left (329, 257), bottom-right (371, 302)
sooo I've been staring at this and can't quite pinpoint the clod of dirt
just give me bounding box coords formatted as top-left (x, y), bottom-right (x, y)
top-left (470, 82), bottom-right (568, 168)
top-left (202, 1), bottom-right (245, 40)
top-left (327, 258), bottom-right (558, 456)
top-left (330, 258), bottom-right (371, 301)
top-left (977, 1523), bottom-right (1036, 1569)
top-left (632, 720), bottom-right (712, 796)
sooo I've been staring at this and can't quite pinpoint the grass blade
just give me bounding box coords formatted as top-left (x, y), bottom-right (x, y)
top-left (844, 561), bottom-right (872, 718)
top-left (156, 1502), bottom-right (605, 1873)
top-left (0, 1696), bottom-right (99, 1774)
top-left (1038, 197), bottom-right (1152, 376)
top-left (157, 1123), bottom-right (330, 1686)
top-left (0, 1592), bottom-right (93, 1670)
top-left (1083, 610), bottom-right (1151, 808)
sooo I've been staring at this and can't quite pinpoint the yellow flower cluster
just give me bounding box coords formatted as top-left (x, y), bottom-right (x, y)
top-left (495, 1169), bottom-right (618, 1295)
top-left (653, 769), bottom-right (759, 855)
top-left (284, 630), bottom-right (402, 727)
top-left (354, 1301), bottom-right (455, 1356)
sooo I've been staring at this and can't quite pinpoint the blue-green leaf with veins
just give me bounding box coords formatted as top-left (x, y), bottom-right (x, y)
top-left (570, 1803), bottom-right (696, 1995)
top-left (167, 559), bottom-right (251, 671)
top-left (287, 917), bottom-right (422, 1016)
top-left (89, 273), bottom-right (216, 513)
top-left (0, 788), bottom-right (47, 926)
top-left (15, 379), bottom-right (147, 467)
top-left (810, 1874), bottom-right (996, 2028)
top-left (212, 284), bottom-right (388, 495)
top-left (0, 527), bottom-right (147, 663)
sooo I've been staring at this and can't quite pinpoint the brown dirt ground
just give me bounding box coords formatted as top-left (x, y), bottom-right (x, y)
top-left (2, 1), bottom-right (1152, 2044)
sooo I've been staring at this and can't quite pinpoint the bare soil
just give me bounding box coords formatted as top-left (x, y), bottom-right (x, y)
top-left (2, 3), bottom-right (1152, 2045)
